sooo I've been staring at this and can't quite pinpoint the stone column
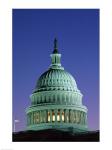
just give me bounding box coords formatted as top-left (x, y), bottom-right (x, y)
top-left (69, 110), bottom-right (73, 123)
top-left (47, 110), bottom-right (50, 123)
top-left (79, 111), bottom-right (81, 124)
top-left (40, 110), bottom-right (42, 123)
top-left (32, 112), bottom-right (34, 125)
top-left (83, 113), bottom-right (85, 125)
top-left (55, 94), bottom-right (57, 103)
top-left (80, 112), bottom-right (83, 125)
top-left (60, 109), bottom-right (62, 122)
top-left (77, 111), bottom-right (80, 124)
top-left (55, 109), bottom-right (57, 123)
top-left (50, 110), bottom-right (52, 123)
top-left (41, 110), bottom-right (43, 123)
top-left (45, 110), bottom-right (47, 123)
top-left (82, 112), bottom-right (84, 125)
top-left (81, 112), bottom-right (84, 124)
top-left (31, 113), bottom-right (32, 125)
top-left (73, 110), bottom-right (75, 123)
top-left (64, 94), bottom-right (66, 104)
top-left (75, 110), bottom-right (78, 124)
top-left (64, 110), bottom-right (66, 123)
top-left (31, 112), bottom-right (33, 125)
top-left (39, 111), bottom-right (41, 123)
top-left (30, 112), bottom-right (32, 125)
top-left (65, 109), bottom-right (69, 123)
top-left (43, 110), bottom-right (46, 123)
top-left (41, 110), bottom-right (44, 123)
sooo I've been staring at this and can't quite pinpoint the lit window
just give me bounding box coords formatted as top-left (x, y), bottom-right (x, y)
top-left (48, 112), bottom-right (50, 122)
top-left (57, 111), bottom-right (60, 122)
top-left (52, 111), bottom-right (55, 122)
top-left (62, 111), bottom-right (64, 122)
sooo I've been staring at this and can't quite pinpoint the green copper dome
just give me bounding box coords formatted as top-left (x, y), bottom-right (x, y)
top-left (26, 39), bottom-right (88, 132)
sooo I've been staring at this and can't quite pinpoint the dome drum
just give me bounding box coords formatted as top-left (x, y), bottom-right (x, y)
top-left (26, 106), bottom-right (87, 131)
top-left (30, 91), bottom-right (83, 106)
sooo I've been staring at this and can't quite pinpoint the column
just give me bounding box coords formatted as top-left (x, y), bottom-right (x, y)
top-left (32, 112), bottom-right (34, 124)
top-left (64, 109), bottom-right (67, 123)
top-left (79, 111), bottom-right (81, 124)
top-left (43, 110), bottom-right (46, 123)
top-left (70, 110), bottom-right (73, 123)
top-left (85, 113), bottom-right (87, 125)
top-left (83, 113), bottom-right (86, 125)
top-left (30, 112), bottom-right (32, 125)
top-left (82, 112), bottom-right (84, 125)
top-left (60, 109), bottom-right (62, 122)
top-left (47, 110), bottom-right (50, 123)
top-left (55, 94), bottom-right (57, 103)
top-left (41, 110), bottom-right (43, 123)
top-left (75, 110), bottom-right (78, 124)
top-left (73, 110), bottom-right (76, 123)
top-left (40, 110), bottom-right (42, 123)
top-left (81, 112), bottom-right (84, 124)
top-left (77, 111), bottom-right (80, 124)
top-left (66, 109), bottom-right (69, 123)
top-left (45, 110), bottom-right (47, 123)
top-left (64, 94), bottom-right (66, 104)
top-left (30, 113), bottom-right (32, 125)
top-left (50, 110), bottom-right (52, 123)
top-left (55, 109), bottom-right (57, 123)
top-left (80, 112), bottom-right (83, 125)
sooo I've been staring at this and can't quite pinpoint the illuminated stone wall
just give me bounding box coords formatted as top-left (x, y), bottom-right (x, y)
top-left (27, 109), bottom-right (87, 126)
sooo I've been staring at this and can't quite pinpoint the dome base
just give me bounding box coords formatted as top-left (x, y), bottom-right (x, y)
top-left (27, 123), bottom-right (88, 133)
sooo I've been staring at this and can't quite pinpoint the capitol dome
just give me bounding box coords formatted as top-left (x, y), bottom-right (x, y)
top-left (35, 69), bottom-right (78, 92)
top-left (26, 39), bottom-right (88, 132)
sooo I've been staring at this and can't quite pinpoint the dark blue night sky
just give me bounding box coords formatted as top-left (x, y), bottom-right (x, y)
top-left (13, 9), bottom-right (99, 132)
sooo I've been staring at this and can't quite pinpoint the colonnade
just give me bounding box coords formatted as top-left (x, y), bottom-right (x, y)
top-left (27, 109), bottom-right (87, 126)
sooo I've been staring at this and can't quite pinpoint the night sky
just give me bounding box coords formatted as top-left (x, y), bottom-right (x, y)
top-left (13, 9), bottom-right (99, 132)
